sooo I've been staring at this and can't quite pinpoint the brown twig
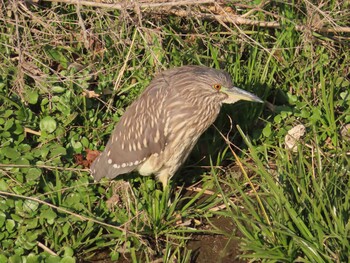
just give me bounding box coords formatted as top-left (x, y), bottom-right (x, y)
top-left (171, 8), bottom-right (350, 33)
top-left (0, 163), bottom-right (88, 172)
top-left (40, 0), bottom-right (350, 34)
top-left (24, 127), bottom-right (41, 136)
top-left (37, 241), bottom-right (58, 256)
top-left (42, 0), bottom-right (215, 9)
top-left (0, 190), bottom-right (140, 236)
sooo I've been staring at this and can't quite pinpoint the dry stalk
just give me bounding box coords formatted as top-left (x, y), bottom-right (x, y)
top-left (40, 0), bottom-right (350, 34)
top-left (37, 242), bottom-right (58, 256)
top-left (0, 190), bottom-right (141, 236)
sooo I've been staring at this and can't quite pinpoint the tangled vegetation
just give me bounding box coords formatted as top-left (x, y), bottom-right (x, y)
top-left (0, 0), bottom-right (349, 262)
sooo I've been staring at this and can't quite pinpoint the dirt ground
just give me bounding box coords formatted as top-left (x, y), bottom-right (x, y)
top-left (186, 216), bottom-right (244, 263)
top-left (86, 215), bottom-right (244, 263)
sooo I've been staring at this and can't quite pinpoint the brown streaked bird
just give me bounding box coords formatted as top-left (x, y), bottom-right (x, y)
top-left (91, 65), bottom-right (263, 189)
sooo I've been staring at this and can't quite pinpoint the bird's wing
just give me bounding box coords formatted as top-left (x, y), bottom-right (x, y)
top-left (91, 81), bottom-right (168, 181)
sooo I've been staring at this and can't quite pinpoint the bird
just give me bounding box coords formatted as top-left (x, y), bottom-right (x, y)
top-left (90, 65), bottom-right (263, 189)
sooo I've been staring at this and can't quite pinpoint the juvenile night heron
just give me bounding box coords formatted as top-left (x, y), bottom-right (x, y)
top-left (91, 65), bottom-right (262, 188)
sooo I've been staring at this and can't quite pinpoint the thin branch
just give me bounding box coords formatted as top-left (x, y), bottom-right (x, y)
top-left (37, 242), bottom-right (58, 256)
top-left (42, 0), bottom-right (215, 9)
top-left (40, 0), bottom-right (350, 33)
top-left (24, 127), bottom-right (41, 136)
top-left (0, 163), bottom-right (88, 172)
top-left (76, 1), bottom-right (89, 49)
top-left (0, 190), bottom-right (140, 236)
top-left (170, 8), bottom-right (350, 33)
top-left (113, 29), bottom-right (137, 92)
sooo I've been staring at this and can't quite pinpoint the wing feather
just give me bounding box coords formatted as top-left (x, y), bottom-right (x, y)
top-left (91, 78), bottom-right (169, 181)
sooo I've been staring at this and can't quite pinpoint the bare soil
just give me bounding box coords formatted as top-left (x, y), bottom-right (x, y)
top-left (85, 215), bottom-right (244, 263)
top-left (187, 216), bottom-right (244, 263)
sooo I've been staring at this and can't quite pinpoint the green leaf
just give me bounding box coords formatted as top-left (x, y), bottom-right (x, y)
top-left (26, 168), bottom-right (42, 181)
top-left (0, 255), bottom-right (7, 263)
top-left (63, 247), bottom-right (74, 257)
top-left (52, 86), bottom-right (66, 93)
top-left (64, 193), bottom-right (81, 207)
top-left (110, 251), bottom-right (119, 261)
top-left (262, 123), bottom-right (272, 137)
top-left (41, 97), bottom-right (49, 107)
top-left (0, 212), bottom-right (6, 228)
top-left (11, 213), bottom-right (22, 222)
top-left (60, 256), bottom-right (76, 263)
top-left (46, 255), bottom-right (61, 263)
top-left (15, 231), bottom-right (38, 250)
top-left (3, 110), bottom-right (13, 118)
top-left (27, 254), bottom-right (39, 263)
top-left (340, 91), bottom-right (349, 101)
top-left (25, 89), bottom-right (39, 104)
top-left (0, 179), bottom-right (8, 191)
top-left (336, 76), bottom-right (350, 88)
top-left (80, 137), bottom-right (89, 148)
top-left (6, 219), bottom-right (15, 232)
top-left (44, 46), bottom-right (69, 69)
top-left (40, 116), bottom-right (57, 134)
top-left (26, 218), bottom-right (38, 229)
top-left (39, 146), bottom-right (50, 158)
top-left (62, 222), bottom-right (71, 236)
top-left (4, 118), bottom-right (14, 131)
top-left (23, 200), bottom-right (39, 213)
top-left (50, 145), bottom-right (67, 157)
top-left (40, 209), bottom-right (57, 225)
top-left (70, 138), bottom-right (82, 151)
top-left (18, 144), bottom-right (31, 153)
top-left (9, 254), bottom-right (22, 263)
top-left (15, 157), bottom-right (30, 166)
top-left (1, 147), bottom-right (20, 160)
top-left (310, 107), bottom-right (322, 124)
top-left (0, 131), bottom-right (11, 138)
top-left (0, 234), bottom-right (11, 247)
top-left (14, 122), bottom-right (24, 135)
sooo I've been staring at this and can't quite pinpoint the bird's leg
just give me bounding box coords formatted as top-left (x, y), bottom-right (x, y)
top-left (157, 169), bottom-right (170, 190)
top-left (157, 170), bottom-right (174, 207)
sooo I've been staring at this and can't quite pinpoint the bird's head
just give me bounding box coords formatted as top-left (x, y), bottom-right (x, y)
top-left (173, 66), bottom-right (263, 105)
top-left (207, 67), bottom-right (263, 104)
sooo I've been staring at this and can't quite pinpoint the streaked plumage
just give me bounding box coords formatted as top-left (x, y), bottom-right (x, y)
top-left (91, 65), bottom-right (262, 188)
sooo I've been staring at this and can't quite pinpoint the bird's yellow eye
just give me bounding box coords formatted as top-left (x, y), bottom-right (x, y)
top-left (213, 84), bottom-right (221, 91)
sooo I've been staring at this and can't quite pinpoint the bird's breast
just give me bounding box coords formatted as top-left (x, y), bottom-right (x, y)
top-left (138, 101), bottom-right (221, 177)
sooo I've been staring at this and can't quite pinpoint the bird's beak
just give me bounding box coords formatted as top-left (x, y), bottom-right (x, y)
top-left (222, 86), bottom-right (263, 104)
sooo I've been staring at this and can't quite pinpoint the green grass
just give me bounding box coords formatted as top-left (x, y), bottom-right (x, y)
top-left (222, 126), bottom-right (349, 262)
top-left (0, 0), bottom-right (349, 262)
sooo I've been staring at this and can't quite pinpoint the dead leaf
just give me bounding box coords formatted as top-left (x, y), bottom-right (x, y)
top-left (285, 124), bottom-right (306, 152)
top-left (74, 149), bottom-right (100, 168)
top-left (82, 90), bottom-right (100, 98)
top-left (340, 123), bottom-right (350, 141)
